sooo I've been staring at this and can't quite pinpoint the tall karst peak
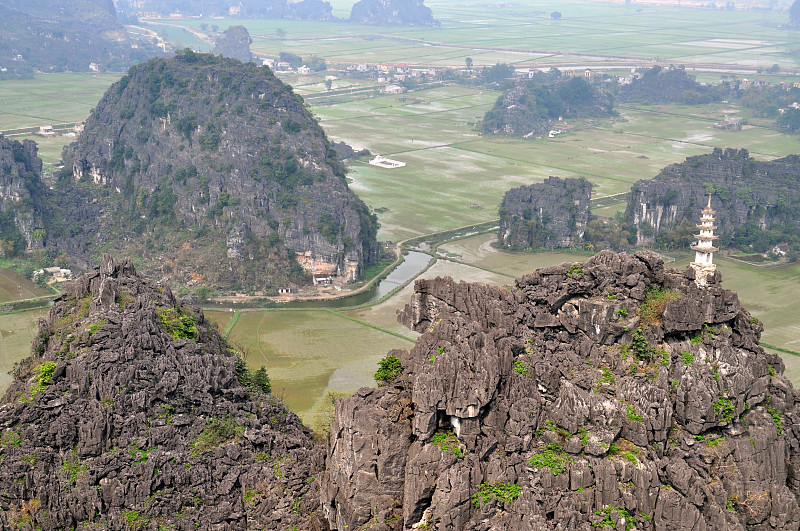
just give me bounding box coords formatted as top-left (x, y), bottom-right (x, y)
top-left (61, 51), bottom-right (379, 292)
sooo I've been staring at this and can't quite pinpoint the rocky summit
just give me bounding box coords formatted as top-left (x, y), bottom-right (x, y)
top-left (0, 255), bottom-right (326, 530)
top-left (59, 51), bottom-right (379, 291)
top-left (323, 250), bottom-right (800, 530)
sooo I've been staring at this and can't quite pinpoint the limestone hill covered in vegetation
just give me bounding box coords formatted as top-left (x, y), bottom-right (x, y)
top-left (57, 51), bottom-right (379, 292)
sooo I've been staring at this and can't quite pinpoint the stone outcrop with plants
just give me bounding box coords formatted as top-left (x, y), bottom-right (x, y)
top-left (0, 255), bottom-right (327, 530)
top-left (482, 76), bottom-right (614, 138)
top-left (323, 250), bottom-right (800, 530)
top-left (498, 176), bottom-right (592, 250)
top-left (626, 147), bottom-right (800, 257)
top-left (60, 51), bottom-right (379, 291)
top-left (349, 0), bottom-right (439, 25)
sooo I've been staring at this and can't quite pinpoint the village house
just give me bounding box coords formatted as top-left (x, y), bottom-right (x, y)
top-left (381, 84), bottom-right (404, 94)
top-left (312, 274), bottom-right (333, 286)
top-left (33, 267), bottom-right (72, 283)
top-left (38, 125), bottom-right (57, 137)
top-left (297, 65), bottom-right (311, 75)
top-left (262, 58), bottom-right (275, 68)
top-left (89, 62), bottom-right (100, 72)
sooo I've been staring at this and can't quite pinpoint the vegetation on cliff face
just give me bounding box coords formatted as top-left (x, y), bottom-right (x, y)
top-left (627, 148), bottom-right (800, 258)
top-left (498, 176), bottom-right (592, 250)
top-left (0, 0), bottom-right (161, 78)
top-left (482, 75), bottom-right (614, 137)
top-left (58, 51), bottom-right (379, 291)
top-left (0, 256), bottom-right (326, 529)
top-left (325, 251), bottom-right (800, 530)
top-left (349, 0), bottom-right (439, 25)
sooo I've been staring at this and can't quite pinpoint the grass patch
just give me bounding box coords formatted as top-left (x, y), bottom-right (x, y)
top-left (191, 416), bottom-right (244, 457)
top-left (432, 430), bottom-right (465, 458)
top-left (471, 480), bottom-right (521, 507)
top-left (528, 442), bottom-right (572, 476)
top-left (638, 287), bottom-right (682, 326)
top-left (156, 307), bottom-right (198, 341)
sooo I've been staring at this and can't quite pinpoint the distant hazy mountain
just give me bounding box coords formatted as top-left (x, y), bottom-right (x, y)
top-left (211, 25), bottom-right (252, 62)
top-left (117, 0), bottom-right (336, 21)
top-left (0, 0), bottom-right (158, 77)
top-left (349, 0), bottom-right (439, 25)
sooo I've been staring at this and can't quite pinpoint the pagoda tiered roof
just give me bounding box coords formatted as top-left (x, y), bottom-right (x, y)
top-left (691, 244), bottom-right (718, 252)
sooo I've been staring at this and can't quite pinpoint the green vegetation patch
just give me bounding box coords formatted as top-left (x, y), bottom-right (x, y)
top-left (594, 506), bottom-right (635, 530)
top-left (638, 287), bottom-right (682, 326)
top-left (714, 396), bottom-right (735, 423)
top-left (766, 398), bottom-right (783, 435)
top-left (471, 480), bottom-right (522, 507)
top-left (432, 430), bottom-right (465, 458)
top-left (235, 356), bottom-right (271, 394)
top-left (374, 355), bottom-right (403, 385)
top-left (528, 442), bottom-right (572, 476)
top-left (157, 307), bottom-right (198, 341)
top-left (626, 406), bottom-right (643, 423)
top-left (191, 416), bottom-right (244, 457)
top-left (513, 359), bottom-right (532, 376)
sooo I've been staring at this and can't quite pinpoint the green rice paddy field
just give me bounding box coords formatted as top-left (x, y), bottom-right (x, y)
top-left (152, 0), bottom-right (800, 70)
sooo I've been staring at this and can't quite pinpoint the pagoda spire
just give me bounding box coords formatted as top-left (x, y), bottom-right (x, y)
top-left (690, 195), bottom-right (718, 287)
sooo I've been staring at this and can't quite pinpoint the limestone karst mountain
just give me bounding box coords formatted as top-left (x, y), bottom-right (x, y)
top-left (58, 51), bottom-right (379, 291)
top-left (498, 176), bottom-right (592, 251)
top-left (324, 251), bottom-right (800, 530)
top-left (0, 255), bottom-right (327, 529)
top-left (627, 148), bottom-right (800, 256)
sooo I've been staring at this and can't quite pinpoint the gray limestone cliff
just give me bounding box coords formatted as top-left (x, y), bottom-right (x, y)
top-left (60, 51), bottom-right (379, 291)
top-left (0, 255), bottom-right (327, 529)
top-left (626, 147), bottom-right (800, 254)
top-left (498, 176), bottom-right (592, 250)
top-left (0, 136), bottom-right (48, 255)
top-left (323, 250), bottom-right (800, 530)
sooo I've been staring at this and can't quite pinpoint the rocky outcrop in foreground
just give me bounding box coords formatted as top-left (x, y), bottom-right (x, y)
top-left (0, 256), bottom-right (327, 530)
top-left (498, 176), bottom-right (592, 250)
top-left (323, 251), bottom-right (800, 530)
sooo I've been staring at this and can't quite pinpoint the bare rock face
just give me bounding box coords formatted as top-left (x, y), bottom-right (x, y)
top-left (0, 255), bottom-right (327, 530)
top-left (0, 135), bottom-right (48, 254)
top-left (323, 250), bottom-right (800, 530)
top-left (498, 176), bottom-right (592, 250)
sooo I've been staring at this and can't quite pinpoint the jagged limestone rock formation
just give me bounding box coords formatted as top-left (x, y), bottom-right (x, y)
top-left (498, 176), bottom-right (592, 250)
top-left (482, 76), bottom-right (613, 138)
top-left (211, 25), bottom-right (252, 63)
top-left (323, 251), bottom-right (800, 530)
top-left (60, 51), bottom-right (379, 290)
top-left (626, 147), bottom-right (800, 255)
top-left (0, 255), bottom-right (327, 530)
top-left (349, 0), bottom-right (439, 26)
top-left (0, 136), bottom-right (49, 255)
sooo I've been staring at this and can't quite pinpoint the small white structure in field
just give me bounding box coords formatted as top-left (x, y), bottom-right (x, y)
top-left (690, 195), bottom-right (718, 287)
top-left (89, 62), bottom-right (100, 72)
top-left (369, 156), bottom-right (406, 169)
top-left (38, 125), bottom-right (56, 137)
top-left (548, 129), bottom-right (562, 138)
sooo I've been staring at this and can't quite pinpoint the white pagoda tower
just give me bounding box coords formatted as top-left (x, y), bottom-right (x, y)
top-left (690, 195), bottom-right (718, 287)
